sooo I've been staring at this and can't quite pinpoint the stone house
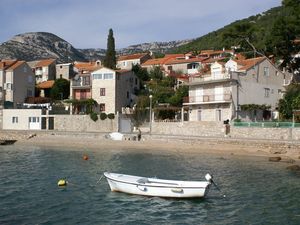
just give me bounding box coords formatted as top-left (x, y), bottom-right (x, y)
top-left (91, 67), bottom-right (139, 114)
top-left (56, 63), bottom-right (75, 80)
top-left (183, 57), bottom-right (292, 122)
top-left (0, 60), bottom-right (35, 108)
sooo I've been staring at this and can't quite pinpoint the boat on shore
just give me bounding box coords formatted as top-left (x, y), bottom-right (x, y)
top-left (104, 172), bottom-right (213, 198)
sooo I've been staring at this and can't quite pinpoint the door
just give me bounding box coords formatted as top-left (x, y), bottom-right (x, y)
top-left (29, 117), bottom-right (41, 130)
top-left (197, 109), bottom-right (202, 121)
top-left (215, 86), bottom-right (223, 101)
top-left (216, 109), bottom-right (222, 121)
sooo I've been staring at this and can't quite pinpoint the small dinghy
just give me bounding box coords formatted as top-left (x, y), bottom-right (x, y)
top-left (104, 172), bottom-right (213, 198)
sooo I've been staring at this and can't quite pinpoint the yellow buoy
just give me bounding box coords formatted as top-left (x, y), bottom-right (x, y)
top-left (57, 179), bottom-right (67, 186)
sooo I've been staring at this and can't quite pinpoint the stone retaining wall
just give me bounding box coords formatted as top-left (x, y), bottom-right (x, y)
top-left (152, 121), bottom-right (225, 137)
top-left (151, 121), bottom-right (300, 140)
top-left (54, 115), bottom-right (118, 132)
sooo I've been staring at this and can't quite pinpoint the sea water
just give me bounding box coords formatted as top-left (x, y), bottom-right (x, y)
top-left (0, 145), bottom-right (299, 225)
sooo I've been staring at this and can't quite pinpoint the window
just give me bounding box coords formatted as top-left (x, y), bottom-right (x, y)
top-left (100, 103), bottom-right (105, 112)
top-left (6, 83), bottom-right (12, 90)
top-left (104, 73), bottom-right (113, 80)
top-left (27, 89), bottom-right (33, 97)
top-left (135, 78), bottom-right (138, 85)
top-left (12, 117), bottom-right (18, 123)
top-left (23, 66), bottom-right (27, 73)
top-left (29, 117), bottom-right (39, 123)
top-left (60, 74), bottom-right (62, 79)
top-left (264, 88), bottom-right (270, 97)
top-left (127, 91), bottom-right (129, 99)
top-left (263, 67), bottom-right (269, 76)
top-left (28, 76), bottom-right (33, 83)
top-left (93, 74), bottom-right (102, 80)
top-left (100, 88), bottom-right (106, 96)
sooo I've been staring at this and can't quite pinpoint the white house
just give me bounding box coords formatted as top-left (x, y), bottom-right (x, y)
top-left (184, 57), bottom-right (292, 122)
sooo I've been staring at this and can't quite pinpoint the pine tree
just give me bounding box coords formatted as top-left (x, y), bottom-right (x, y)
top-left (103, 28), bottom-right (116, 69)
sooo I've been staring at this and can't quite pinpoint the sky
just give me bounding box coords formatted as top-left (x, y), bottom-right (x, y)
top-left (0, 0), bottom-right (282, 49)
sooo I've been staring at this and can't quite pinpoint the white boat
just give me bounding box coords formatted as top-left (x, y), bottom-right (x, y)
top-left (104, 172), bottom-right (213, 198)
top-left (107, 132), bottom-right (124, 141)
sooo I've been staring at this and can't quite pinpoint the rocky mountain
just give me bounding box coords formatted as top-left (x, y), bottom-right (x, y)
top-left (117, 39), bottom-right (193, 55)
top-left (0, 32), bottom-right (193, 62)
top-left (0, 32), bottom-right (87, 63)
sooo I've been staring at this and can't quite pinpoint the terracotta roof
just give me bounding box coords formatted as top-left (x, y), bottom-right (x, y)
top-left (35, 59), bottom-right (56, 67)
top-left (200, 49), bottom-right (233, 55)
top-left (118, 53), bottom-right (148, 61)
top-left (165, 57), bottom-right (207, 65)
top-left (0, 60), bottom-right (25, 70)
top-left (74, 61), bottom-right (102, 72)
top-left (142, 55), bottom-right (180, 66)
top-left (202, 58), bottom-right (226, 64)
top-left (37, 80), bottom-right (55, 89)
top-left (235, 57), bottom-right (265, 71)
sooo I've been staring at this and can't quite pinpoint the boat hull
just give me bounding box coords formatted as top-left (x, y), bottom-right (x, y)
top-left (104, 172), bottom-right (211, 198)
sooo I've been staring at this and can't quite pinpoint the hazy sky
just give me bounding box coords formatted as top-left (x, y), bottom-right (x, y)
top-left (0, 0), bottom-right (281, 49)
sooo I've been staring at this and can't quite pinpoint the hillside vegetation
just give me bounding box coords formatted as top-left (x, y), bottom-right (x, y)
top-left (173, 0), bottom-right (299, 62)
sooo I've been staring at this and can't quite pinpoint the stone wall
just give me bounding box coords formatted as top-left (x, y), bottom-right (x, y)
top-left (54, 115), bottom-right (118, 132)
top-left (230, 127), bottom-right (295, 140)
top-left (152, 121), bottom-right (225, 137)
top-left (151, 121), bottom-right (300, 140)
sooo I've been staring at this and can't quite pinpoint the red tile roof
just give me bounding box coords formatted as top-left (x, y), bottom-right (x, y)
top-left (235, 57), bottom-right (265, 71)
top-left (0, 60), bottom-right (25, 70)
top-left (74, 61), bottom-right (102, 73)
top-left (118, 53), bottom-right (149, 61)
top-left (37, 80), bottom-right (55, 89)
top-left (165, 57), bottom-right (207, 65)
top-left (35, 59), bottom-right (56, 67)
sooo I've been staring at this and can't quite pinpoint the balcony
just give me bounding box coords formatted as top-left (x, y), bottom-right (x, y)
top-left (183, 94), bottom-right (232, 105)
top-left (71, 77), bottom-right (91, 88)
top-left (188, 73), bottom-right (231, 84)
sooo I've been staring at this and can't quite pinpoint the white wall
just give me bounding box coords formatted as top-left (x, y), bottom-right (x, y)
top-left (3, 109), bottom-right (42, 130)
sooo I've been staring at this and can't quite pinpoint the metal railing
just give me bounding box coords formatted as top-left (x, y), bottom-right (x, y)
top-left (184, 94), bottom-right (232, 103)
top-left (233, 121), bottom-right (300, 128)
top-left (188, 73), bottom-right (231, 83)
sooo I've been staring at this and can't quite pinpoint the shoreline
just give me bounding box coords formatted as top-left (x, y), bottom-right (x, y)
top-left (9, 131), bottom-right (299, 165)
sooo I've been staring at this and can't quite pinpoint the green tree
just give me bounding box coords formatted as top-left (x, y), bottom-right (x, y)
top-left (132, 64), bottom-right (149, 82)
top-left (266, 0), bottom-right (300, 70)
top-left (103, 28), bottom-right (116, 69)
top-left (278, 83), bottom-right (300, 119)
top-left (50, 78), bottom-right (70, 100)
top-left (149, 66), bottom-right (163, 80)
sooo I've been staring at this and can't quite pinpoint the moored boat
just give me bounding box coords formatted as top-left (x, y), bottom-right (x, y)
top-left (104, 172), bottom-right (213, 198)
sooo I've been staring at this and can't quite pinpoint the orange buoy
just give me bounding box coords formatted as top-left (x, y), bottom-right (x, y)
top-left (83, 155), bottom-right (89, 160)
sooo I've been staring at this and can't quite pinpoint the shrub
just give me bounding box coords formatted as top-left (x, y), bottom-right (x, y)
top-left (107, 113), bottom-right (115, 120)
top-left (100, 112), bottom-right (107, 120)
top-left (90, 112), bottom-right (98, 122)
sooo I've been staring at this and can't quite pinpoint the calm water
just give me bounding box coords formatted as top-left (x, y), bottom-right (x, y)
top-left (0, 145), bottom-right (299, 225)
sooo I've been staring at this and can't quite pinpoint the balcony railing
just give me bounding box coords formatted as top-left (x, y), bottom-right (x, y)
top-left (183, 94), bottom-right (232, 104)
top-left (189, 73), bottom-right (231, 83)
top-left (72, 79), bottom-right (91, 87)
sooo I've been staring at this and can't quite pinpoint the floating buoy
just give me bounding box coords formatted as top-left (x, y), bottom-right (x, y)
top-left (57, 179), bottom-right (67, 186)
top-left (83, 155), bottom-right (89, 160)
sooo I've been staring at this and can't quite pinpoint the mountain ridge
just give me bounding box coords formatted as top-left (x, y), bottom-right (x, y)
top-left (0, 32), bottom-right (192, 62)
